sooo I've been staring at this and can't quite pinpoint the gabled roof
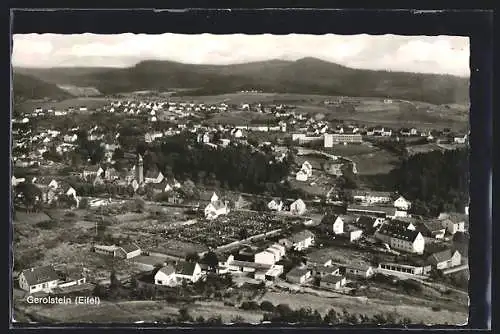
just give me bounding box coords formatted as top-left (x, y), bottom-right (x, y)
top-left (352, 190), bottom-right (393, 198)
top-left (377, 223), bottom-right (422, 242)
top-left (21, 265), bottom-right (59, 286)
top-left (145, 170), bottom-right (162, 179)
top-left (428, 249), bottom-right (460, 263)
top-left (120, 243), bottom-right (141, 254)
top-left (321, 275), bottom-right (344, 284)
top-left (356, 216), bottom-right (377, 227)
top-left (347, 204), bottom-right (396, 216)
top-left (421, 220), bottom-right (446, 232)
top-left (312, 265), bottom-right (340, 274)
top-left (175, 261), bottom-right (198, 276)
top-left (206, 200), bottom-right (227, 211)
top-left (286, 267), bottom-right (310, 278)
top-left (85, 165), bottom-right (102, 172)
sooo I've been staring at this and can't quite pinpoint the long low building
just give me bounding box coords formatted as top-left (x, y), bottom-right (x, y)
top-left (377, 262), bottom-right (432, 277)
top-left (324, 133), bottom-right (363, 147)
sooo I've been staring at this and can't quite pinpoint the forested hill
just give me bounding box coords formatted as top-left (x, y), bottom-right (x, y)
top-left (14, 58), bottom-right (469, 104)
top-left (390, 148), bottom-right (469, 216)
top-left (12, 73), bottom-right (72, 102)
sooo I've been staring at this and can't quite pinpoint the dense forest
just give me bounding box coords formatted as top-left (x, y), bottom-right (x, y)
top-left (390, 148), bottom-right (469, 217)
top-left (139, 135), bottom-right (298, 196)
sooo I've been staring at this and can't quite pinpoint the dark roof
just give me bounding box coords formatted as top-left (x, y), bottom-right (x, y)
top-left (421, 220), bottom-right (446, 232)
top-left (145, 170), bottom-right (162, 179)
top-left (85, 165), bottom-right (102, 172)
top-left (312, 265), bottom-right (340, 274)
top-left (286, 267), bottom-right (310, 278)
top-left (377, 224), bottom-right (421, 242)
top-left (120, 243), bottom-right (141, 254)
top-left (352, 190), bottom-right (393, 198)
top-left (428, 249), bottom-right (460, 263)
top-left (175, 261), bottom-right (198, 276)
top-left (321, 275), bottom-right (344, 284)
top-left (389, 219), bottom-right (416, 229)
top-left (21, 265), bottom-right (59, 286)
top-left (348, 205), bottom-right (396, 216)
top-left (356, 216), bottom-right (377, 227)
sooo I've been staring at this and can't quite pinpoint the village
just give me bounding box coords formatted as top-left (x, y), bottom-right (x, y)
top-left (12, 95), bottom-right (469, 324)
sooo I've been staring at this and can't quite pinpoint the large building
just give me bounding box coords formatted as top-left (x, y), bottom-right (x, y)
top-left (324, 133), bottom-right (363, 147)
top-left (374, 224), bottom-right (425, 254)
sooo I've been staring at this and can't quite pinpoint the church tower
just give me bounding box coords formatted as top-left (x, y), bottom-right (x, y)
top-left (136, 154), bottom-right (144, 184)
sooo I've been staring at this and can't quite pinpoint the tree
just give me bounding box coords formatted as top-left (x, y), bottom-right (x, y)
top-left (178, 307), bottom-right (192, 322)
top-left (15, 183), bottom-right (42, 210)
top-left (201, 251), bottom-right (219, 273)
top-left (260, 300), bottom-right (275, 312)
top-left (185, 252), bottom-right (200, 263)
top-left (238, 228), bottom-right (249, 240)
top-left (133, 198), bottom-right (146, 213)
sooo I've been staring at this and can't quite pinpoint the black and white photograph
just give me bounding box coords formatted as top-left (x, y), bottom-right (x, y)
top-left (11, 30), bottom-right (472, 326)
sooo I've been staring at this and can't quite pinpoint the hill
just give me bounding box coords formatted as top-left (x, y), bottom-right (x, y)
top-left (14, 58), bottom-right (469, 104)
top-left (12, 73), bottom-right (73, 102)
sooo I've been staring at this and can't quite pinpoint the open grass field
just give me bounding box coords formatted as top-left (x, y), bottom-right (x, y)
top-left (15, 97), bottom-right (110, 114)
top-left (259, 290), bottom-right (467, 325)
top-left (205, 111), bottom-right (275, 125)
top-left (348, 149), bottom-right (401, 175)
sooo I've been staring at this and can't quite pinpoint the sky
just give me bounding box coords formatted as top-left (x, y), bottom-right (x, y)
top-left (12, 33), bottom-right (470, 77)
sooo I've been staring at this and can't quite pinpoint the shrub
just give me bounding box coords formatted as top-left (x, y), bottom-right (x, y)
top-left (260, 300), bottom-right (275, 312)
top-left (431, 306), bottom-right (442, 312)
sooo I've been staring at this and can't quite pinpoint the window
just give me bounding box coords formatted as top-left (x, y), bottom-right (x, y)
top-left (43, 283), bottom-right (48, 288)
top-left (157, 280), bottom-right (163, 285)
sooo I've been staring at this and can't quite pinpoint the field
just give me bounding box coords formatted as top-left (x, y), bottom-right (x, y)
top-left (15, 97), bottom-right (110, 114)
top-left (258, 290), bottom-right (467, 325)
top-left (206, 111), bottom-right (275, 125)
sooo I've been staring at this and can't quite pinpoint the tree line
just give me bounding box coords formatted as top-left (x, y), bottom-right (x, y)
top-left (390, 148), bottom-right (468, 217)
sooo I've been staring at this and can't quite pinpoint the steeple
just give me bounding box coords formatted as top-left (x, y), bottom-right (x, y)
top-left (136, 154), bottom-right (144, 184)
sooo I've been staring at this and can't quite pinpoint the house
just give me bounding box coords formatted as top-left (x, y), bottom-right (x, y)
top-left (12, 176), bottom-right (26, 187)
top-left (311, 265), bottom-right (340, 278)
top-left (154, 265), bottom-right (177, 286)
top-left (323, 214), bottom-right (354, 235)
top-left (82, 165), bottom-right (104, 179)
top-left (118, 243), bottom-right (142, 259)
top-left (352, 190), bottom-right (392, 205)
top-left (174, 261), bottom-right (203, 284)
top-left (19, 265), bottom-right (60, 294)
top-left (453, 134), bottom-right (468, 144)
top-left (285, 230), bottom-right (315, 251)
top-left (92, 243), bottom-right (141, 259)
top-left (344, 225), bottom-right (363, 242)
top-left (343, 263), bottom-right (374, 279)
top-left (290, 199), bottom-right (307, 215)
top-left (440, 218), bottom-right (465, 235)
top-left (389, 219), bottom-right (417, 231)
top-left (427, 249), bottom-right (462, 270)
top-left (324, 163), bottom-right (343, 176)
top-left (36, 178), bottom-right (59, 190)
top-left (286, 267), bottom-right (312, 285)
top-left (374, 224), bottom-right (425, 254)
top-left (204, 193), bottom-right (230, 220)
top-left (320, 275), bottom-right (346, 290)
top-left (416, 220), bottom-right (447, 239)
top-left (393, 195), bottom-right (412, 211)
top-left (267, 199), bottom-right (284, 212)
top-left (354, 216), bottom-right (384, 233)
top-left (295, 169), bottom-right (309, 182)
top-left (301, 161), bottom-right (313, 177)
top-left (254, 250), bottom-right (276, 266)
top-left (144, 170), bottom-right (164, 184)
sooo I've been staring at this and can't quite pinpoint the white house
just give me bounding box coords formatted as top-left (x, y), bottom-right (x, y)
top-left (286, 267), bottom-right (312, 285)
top-left (375, 225), bottom-right (425, 254)
top-left (320, 275), bottom-right (347, 290)
top-left (394, 196), bottom-right (412, 211)
top-left (19, 265), bottom-right (60, 294)
top-left (454, 134), bottom-right (468, 144)
top-left (427, 249), bottom-right (462, 270)
top-left (332, 215), bottom-right (346, 235)
top-left (296, 169), bottom-right (309, 182)
top-left (286, 230), bottom-right (315, 251)
top-left (352, 190), bottom-right (392, 205)
top-left (440, 218), bottom-right (465, 235)
top-left (290, 199), bottom-right (307, 215)
top-left (267, 199), bottom-right (284, 212)
top-left (301, 161), bottom-right (313, 177)
top-left (174, 261), bottom-right (203, 284)
top-left (144, 171), bottom-right (165, 184)
top-left (254, 250), bottom-right (276, 266)
top-left (154, 265), bottom-right (177, 286)
top-left (204, 193), bottom-right (230, 220)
